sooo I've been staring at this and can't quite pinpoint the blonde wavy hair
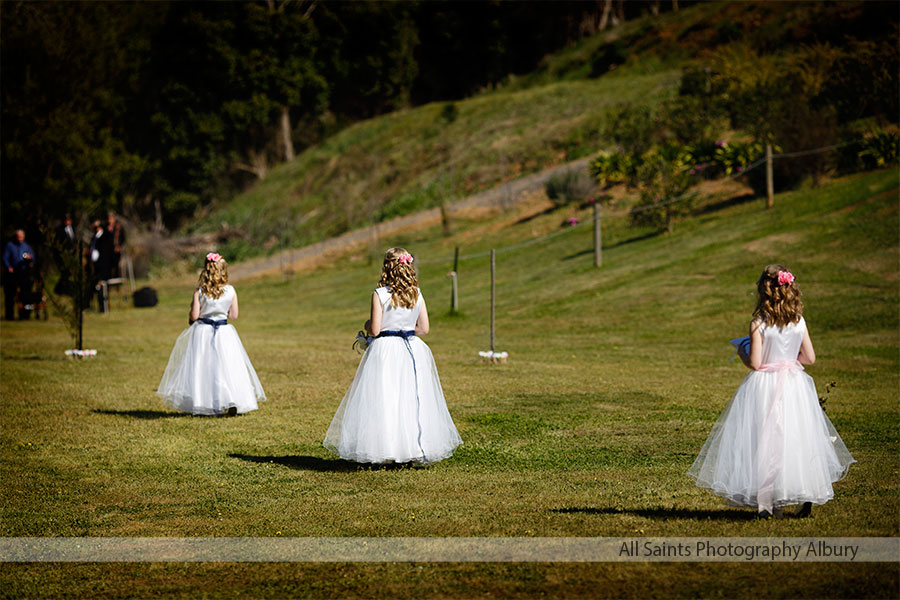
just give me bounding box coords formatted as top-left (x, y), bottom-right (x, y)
top-left (378, 247), bottom-right (418, 308)
top-left (199, 255), bottom-right (229, 299)
top-left (753, 263), bottom-right (803, 327)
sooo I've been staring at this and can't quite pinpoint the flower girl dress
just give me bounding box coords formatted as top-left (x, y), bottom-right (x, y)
top-left (157, 285), bottom-right (265, 415)
top-left (688, 317), bottom-right (854, 511)
top-left (324, 286), bottom-right (462, 463)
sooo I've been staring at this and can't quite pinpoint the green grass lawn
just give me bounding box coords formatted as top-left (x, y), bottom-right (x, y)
top-left (2, 169), bottom-right (898, 597)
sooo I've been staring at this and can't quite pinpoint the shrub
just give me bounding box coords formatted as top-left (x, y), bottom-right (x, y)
top-left (545, 168), bottom-right (593, 208)
top-left (629, 144), bottom-right (696, 233)
top-left (858, 130), bottom-right (900, 169)
top-left (590, 41), bottom-right (627, 78)
top-left (712, 140), bottom-right (767, 176)
top-left (604, 104), bottom-right (658, 157)
top-left (588, 151), bottom-right (634, 188)
top-left (440, 103), bottom-right (458, 124)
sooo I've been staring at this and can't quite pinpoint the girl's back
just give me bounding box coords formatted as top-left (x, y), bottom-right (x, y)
top-left (757, 317), bottom-right (806, 365)
top-left (375, 286), bottom-right (421, 331)
top-left (199, 285), bottom-right (234, 320)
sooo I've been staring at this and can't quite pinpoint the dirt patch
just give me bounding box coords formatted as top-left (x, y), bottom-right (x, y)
top-left (742, 232), bottom-right (803, 254)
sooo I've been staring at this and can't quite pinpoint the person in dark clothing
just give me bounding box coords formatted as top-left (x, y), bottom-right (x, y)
top-left (53, 214), bottom-right (78, 296)
top-left (3, 229), bottom-right (35, 320)
top-left (90, 220), bottom-right (113, 311)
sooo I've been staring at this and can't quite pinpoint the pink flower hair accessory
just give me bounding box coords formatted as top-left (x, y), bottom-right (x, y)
top-left (206, 252), bottom-right (222, 263)
top-left (398, 253), bottom-right (413, 264)
top-left (777, 270), bottom-right (794, 286)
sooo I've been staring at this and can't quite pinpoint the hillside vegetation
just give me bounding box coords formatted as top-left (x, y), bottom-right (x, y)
top-left (192, 0), bottom-right (897, 264)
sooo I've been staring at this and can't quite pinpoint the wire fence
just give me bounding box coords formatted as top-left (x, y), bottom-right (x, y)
top-left (418, 140), bottom-right (864, 266)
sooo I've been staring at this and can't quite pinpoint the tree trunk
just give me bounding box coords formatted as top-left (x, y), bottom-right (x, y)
top-left (234, 149), bottom-right (268, 179)
top-left (650, 1), bottom-right (660, 16)
top-left (599, 0), bottom-right (612, 30)
top-left (672, 0), bottom-right (679, 11)
top-left (280, 105), bottom-right (295, 162)
top-left (153, 197), bottom-right (164, 233)
top-left (616, 0), bottom-right (626, 25)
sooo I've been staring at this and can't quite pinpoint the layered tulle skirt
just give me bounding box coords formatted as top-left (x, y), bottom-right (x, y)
top-left (157, 322), bottom-right (265, 415)
top-left (688, 366), bottom-right (854, 510)
top-left (324, 336), bottom-right (462, 464)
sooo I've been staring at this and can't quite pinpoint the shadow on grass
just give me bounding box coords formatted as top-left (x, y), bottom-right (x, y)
top-left (551, 506), bottom-right (758, 521)
top-left (228, 453), bottom-right (414, 473)
top-left (514, 206), bottom-right (557, 225)
top-left (561, 231), bottom-right (661, 260)
top-left (3, 354), bottom-right (68, 362)
top-left (694, 193), bottom-right (757, 216)
top-left (92, 409), bottom-right (190, 419)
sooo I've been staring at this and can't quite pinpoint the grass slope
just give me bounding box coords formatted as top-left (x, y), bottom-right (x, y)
top-left (202, 70), bottom-right (677, 262)
top-left (1, 169), bottom-right (898, 597)
top-left (191, 0), bottom-right (896, 268)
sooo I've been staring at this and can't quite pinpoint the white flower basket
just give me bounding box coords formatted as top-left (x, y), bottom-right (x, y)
top-left (478, 350), bottom-right (508, 364)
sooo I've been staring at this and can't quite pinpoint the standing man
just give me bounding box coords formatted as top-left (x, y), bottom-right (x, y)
top-left (89, 220), bottom-right (113, 312)
top-left (53, 214), bottom-right (78, 295)
top-left (3, 229), bottom-right (35, 320)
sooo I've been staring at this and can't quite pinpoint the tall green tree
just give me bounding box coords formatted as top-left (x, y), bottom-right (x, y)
top-left (1, 2), bottom-right (158, 227)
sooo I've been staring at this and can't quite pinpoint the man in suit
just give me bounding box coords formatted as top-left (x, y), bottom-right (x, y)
top-left (90, 220), bottom-right (114, 311)
top-left (53, 214), bottom-right (78, 296)
top-left (3, 229), bottom-right (35, 320)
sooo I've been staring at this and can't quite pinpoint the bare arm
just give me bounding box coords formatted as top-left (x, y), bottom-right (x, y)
top-left (189, 290), bottom-right (201, 324)
top-left (228, 291), bottom-right (239, 320)
top-left (747, 320), bottom-right (763, 370)
top-left (415, 300), bottom-right (430, 336)
top-left (368, 292), bottom-right (383, 337)
top-left (798, 327), bottom-right (816, 365)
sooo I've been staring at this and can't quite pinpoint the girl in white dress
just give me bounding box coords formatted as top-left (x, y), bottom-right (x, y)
top-left (688, 264), bottom-right (854, 518)
top-left (157, 252), bottom-right (265, 416)
top-left (324, 247), bottom-right (462, 464)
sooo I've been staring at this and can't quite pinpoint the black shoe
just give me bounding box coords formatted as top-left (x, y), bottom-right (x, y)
top-left (226, 406), bottom-right (238, 417)
top-left (757, 510), bottom-right (772, 520)
top-left (795, 502), bottom-right (812, 518)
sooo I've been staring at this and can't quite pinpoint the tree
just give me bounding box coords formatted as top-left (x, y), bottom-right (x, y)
top-left (1, 2), bottom-right (157, 228)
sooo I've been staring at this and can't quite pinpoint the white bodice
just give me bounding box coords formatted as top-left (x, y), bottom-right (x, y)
top-left (375, 286), bottom-right (422, 331)
top-left (199, 285), bottom-right (235, 320)
top-left (758, 316), bottom-right (806, 365)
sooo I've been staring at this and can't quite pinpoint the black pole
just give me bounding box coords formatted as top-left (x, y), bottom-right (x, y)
top-left (76, 239), bottom-right (84, 350)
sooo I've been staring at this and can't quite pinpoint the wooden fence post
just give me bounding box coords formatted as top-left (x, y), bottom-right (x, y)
top-left (449, 246), bottom-right (459, 314)
top-left (593, 202), bottom-right (602, 268)
top-left (766, 143), bottom-right (774, 209)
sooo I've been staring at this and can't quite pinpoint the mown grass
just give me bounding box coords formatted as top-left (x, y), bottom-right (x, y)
top-left (1, 169), bottom-right (898, 598)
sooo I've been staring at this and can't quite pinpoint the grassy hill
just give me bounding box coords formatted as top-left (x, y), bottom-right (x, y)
top-left (2, 168), bottom-right (897, 597)
top-left (189, 0), bottom-right (896, 265)
top-left (200, 69), bottom-right (677, 262)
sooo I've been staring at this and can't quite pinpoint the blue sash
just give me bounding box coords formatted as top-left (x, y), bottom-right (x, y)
top-left (197, 317), bottom-right (227, 336)
top-left (376, 330), bottom-right (426, 462)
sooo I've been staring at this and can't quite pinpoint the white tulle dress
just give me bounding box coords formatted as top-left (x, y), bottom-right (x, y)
top-left (157, 285), bottom-right (265, 415)
top-left (324, 286), bottom-right (462, 464)
top-left (688, 317), bottom-right (854, 511)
